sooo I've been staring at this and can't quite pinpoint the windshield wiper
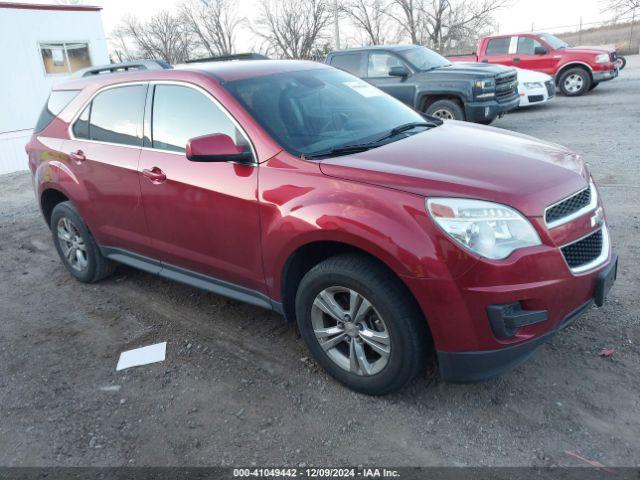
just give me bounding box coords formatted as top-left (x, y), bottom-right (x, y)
top-left (303, 144), bottom-right (376, 159)
top-left (303, 121), bottom-right (439, 159)
top-left (372, 121), bottom-right (438, 143)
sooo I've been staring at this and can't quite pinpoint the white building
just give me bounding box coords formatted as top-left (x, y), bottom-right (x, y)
top-left (0, 2), bottom-right (109, 175)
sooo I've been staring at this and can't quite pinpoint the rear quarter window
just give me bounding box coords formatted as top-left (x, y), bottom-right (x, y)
top-left (34, 90), bottom-right (79, 134)
top-left (329, 53), bottom-right (364, 77)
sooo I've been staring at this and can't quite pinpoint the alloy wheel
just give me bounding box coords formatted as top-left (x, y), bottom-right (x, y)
top-left (311, 286), bottom-right (391, 376)
top-left (564, 74), bottom-right (584, 93)
top-left (56, 217), bottom-right (88, 272)
top-left (432, 109), bottom-right (455, 120)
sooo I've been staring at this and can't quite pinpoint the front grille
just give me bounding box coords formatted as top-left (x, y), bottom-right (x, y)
top-left (545, 187), bottom-right (591, 224)
top-left (561, 229), bottom-right (603, 269)
top-left (545, 80), bottom-right (555, 98)
top-left (528, 95), bottom-right (544, 103)
top-left (495, 72), bottom-right (518, 102)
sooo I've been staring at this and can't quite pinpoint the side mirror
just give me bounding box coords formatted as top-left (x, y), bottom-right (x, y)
top-left (534, 46), bottom-right (548, 55)
top-left (186, 133), bottom-right (253, 163)
top-left (388, 65), bottom-right (409, 78)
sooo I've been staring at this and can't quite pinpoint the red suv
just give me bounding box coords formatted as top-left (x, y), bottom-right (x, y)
top-left (28, 60), bottom-right (617, 395)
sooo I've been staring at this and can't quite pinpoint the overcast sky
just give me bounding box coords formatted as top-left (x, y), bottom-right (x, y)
top-left (36, 0), bottom-right (613, 48)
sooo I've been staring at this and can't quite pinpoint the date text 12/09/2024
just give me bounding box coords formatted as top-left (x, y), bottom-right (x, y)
top-left (233, 468), bottom-right (401, 478)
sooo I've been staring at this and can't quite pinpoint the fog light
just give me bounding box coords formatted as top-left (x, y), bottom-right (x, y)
top-left (485, 107), bottom-right (490, 117)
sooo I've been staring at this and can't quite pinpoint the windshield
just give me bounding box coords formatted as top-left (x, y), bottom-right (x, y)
top-left (538, 33), bottom-right (569, 50)
top-left (400, 46), bottom-right (451, 70)
top-left (224, 68), bottom-right (428, 157)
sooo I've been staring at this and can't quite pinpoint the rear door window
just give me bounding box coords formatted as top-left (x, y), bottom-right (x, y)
top-left (486, 37), bottom-right (511, 55)
top-left (151, 84), bottom-right (250, 154)
top-left (329, 53), bottom-right (364, 76)
top-left (87, 85), bottom-right (147, 146)
top-left (34, 90), bottom-right (79, 134)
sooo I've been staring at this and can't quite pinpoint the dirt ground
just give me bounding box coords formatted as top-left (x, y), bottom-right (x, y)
top-left (1, 57), bottom-right (639, 469)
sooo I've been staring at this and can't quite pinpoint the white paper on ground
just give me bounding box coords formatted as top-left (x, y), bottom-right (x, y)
top-left (116, 342), bottom-right (167, 371)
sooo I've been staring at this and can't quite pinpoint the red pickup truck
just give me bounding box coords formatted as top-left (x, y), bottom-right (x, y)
top-left (449, 33), bottom-right (619, 96)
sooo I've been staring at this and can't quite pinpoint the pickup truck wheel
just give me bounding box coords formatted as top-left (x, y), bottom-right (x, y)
top-left (559, 68), bottom-right (591, 96)
top-left (51, 201), bottom-right (116, 283)
top-left (295, 254), bottom-right (430, 395)
top-left (424, 99), bottom-right (465, 121)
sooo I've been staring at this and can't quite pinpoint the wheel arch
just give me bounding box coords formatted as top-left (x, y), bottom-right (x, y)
top-left (279, 240), bottom-right (431, 343)
top-left (555, 62), bottom-right (593, 84)
top-left (40, 188), bottom-right (70, 227)
top-left (418, 93), bottom-right (465, 112)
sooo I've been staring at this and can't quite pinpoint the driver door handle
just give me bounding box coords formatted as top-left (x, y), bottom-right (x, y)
top-left (69, 150), bottom-right (86, 163)
top-left (142, 167), bottom-right (167, 184)
top-left (513, 57), bottom-right (521, 62)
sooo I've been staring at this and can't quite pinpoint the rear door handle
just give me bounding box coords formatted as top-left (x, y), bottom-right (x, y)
top-left (142, 167), bottom-right (167, 184)
top-left (69, 150), bottom-right (86, 163)
top-left (513, 57), bottom-right (521, 63)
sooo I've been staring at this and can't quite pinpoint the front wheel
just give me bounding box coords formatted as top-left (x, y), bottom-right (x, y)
top-left (295, 254), bottom-right (430, 395)
top-left (424, 99), bottom-right (465, 121)
top-left (615, 56), bottom-right (626, 70)
top-left (559, 68), bottom-right (591, 96)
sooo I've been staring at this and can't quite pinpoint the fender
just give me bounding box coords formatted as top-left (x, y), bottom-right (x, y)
top-left (555, 61), bottom-right (594, 77)
top-left (415, 88), bottom-right (468, 111)
top-left (258, 155), bottom-right (479, 302)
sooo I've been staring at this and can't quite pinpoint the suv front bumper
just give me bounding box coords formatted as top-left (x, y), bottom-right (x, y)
top-left (401, 230), bottom-right (618, 382)
top-left (465, 95), bottom-right (520, 123)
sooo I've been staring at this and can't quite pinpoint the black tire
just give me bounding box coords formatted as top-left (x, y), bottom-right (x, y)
top-left (617, 56), bottom-right (626, 70)
top-left (424, 99), bottom-right (465, 121)
top-left (558, 67), bottom-right (591, 96)
top-left (50, 201), bottom-right (115, 283)
top-left (295, 254), bottom-right (431, 395)
top-left (589, 82), bottom-right (599, 91)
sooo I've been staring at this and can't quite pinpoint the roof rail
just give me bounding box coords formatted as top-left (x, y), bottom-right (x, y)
top-left (73, 60), bottom-right (173, 78)
top-left (184, 53), bottom-right (269, 63)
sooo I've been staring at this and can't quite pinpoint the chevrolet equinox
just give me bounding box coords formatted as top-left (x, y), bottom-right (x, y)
top-left (27, 60), bottom-right (617, 395)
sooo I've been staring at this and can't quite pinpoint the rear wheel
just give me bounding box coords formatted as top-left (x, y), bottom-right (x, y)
top-left (424, 99), bottom-right (465, 121)
top-left (51, 201), bottom-right (115, 283)
top-left (559, 68), bottom-right (591, 96)
top-left (295, 254), bottom-right (430, 395)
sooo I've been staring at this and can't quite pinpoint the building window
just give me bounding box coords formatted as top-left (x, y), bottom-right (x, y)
top-left (40, 42), bottom-right (92, 75)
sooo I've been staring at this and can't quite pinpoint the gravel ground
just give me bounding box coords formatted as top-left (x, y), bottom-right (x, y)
top-left (1, 57), bottom-right (639, 468)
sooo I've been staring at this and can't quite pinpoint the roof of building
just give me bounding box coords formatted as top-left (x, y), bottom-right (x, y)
top-left (0, 2), bottom-right (102, 12)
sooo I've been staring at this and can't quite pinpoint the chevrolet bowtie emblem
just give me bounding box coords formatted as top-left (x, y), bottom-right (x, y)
top-left (591, 207), bottom-right (605, 228)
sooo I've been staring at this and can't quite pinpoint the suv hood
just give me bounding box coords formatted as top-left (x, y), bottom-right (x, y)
top-left (424, 62), bottom-right (515, 79)
top-left (319, 121), bottom-right (589, 217)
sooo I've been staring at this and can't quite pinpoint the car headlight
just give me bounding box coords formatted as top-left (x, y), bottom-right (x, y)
top-left (595, 53), bottom-right (609, 64)
top-left (523, 82), bottom-right (543, 88)
top-left (426, 198), bottom-right (542, 260)
top-left (474, 79), bottom-right (495, 89)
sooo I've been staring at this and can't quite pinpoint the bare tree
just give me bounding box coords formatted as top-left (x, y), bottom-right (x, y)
top-left (180, 0), bottom-right (244, 57)
top-left (115, 11), bottom-right (195, 64)
top-left (343, 0), bottom-right (396, 45)
top-left (110, 26), bottom-right (138, 63)
top-left (388, 0), bottom-right (506, 51)
top-left (253, 0), bottom-right (333, 59)
top-left (602, 0), bottom-right (639, 17)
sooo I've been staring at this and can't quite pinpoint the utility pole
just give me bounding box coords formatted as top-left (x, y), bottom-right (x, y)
top-left (630, 7), bottom-right (637, 52)
top-left (578, 16), bottom-right (583, 44)
top-left (334, 0), bottom-right (341, 50)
